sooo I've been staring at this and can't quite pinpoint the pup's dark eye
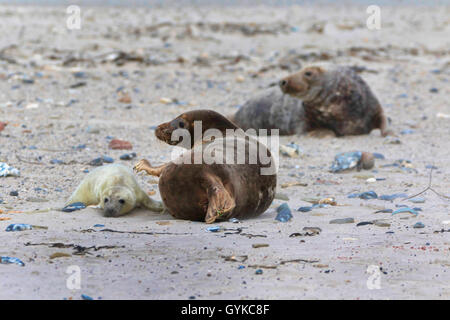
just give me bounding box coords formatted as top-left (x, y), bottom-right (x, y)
top-left (119, 199), bottom-right (125, 204)
top-left (179, 121), bottom-right (185, 128)
top-left (104, 198), bottom-right (109, 203)
top-left (305, 71), bottom-right (313, 77)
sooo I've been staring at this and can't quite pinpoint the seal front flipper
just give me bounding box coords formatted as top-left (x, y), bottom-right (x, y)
top-left (202, 172), bottom-right (236, 224)
top-left (134, 159), bottom-right (167, 177)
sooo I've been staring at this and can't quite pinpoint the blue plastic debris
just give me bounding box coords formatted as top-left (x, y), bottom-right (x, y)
top-left (206, 226), bottom-right (221, 232)
top-left (409, 197), bottom-right (425, 203)
top-left (93, 224), bottom-right (105, 228)
top-left (379, 193), bottom-right (408, 201)
top-left (0, 162), bottom-right (20, 177)
top-left (0, 256), bottom-right (25, 266)
top-left (330, 151), bottom-right (362, 173)
top-left (237, 265), bottom-right (245, 269)
top-left (62, 202), bottom-right (86, 212)
top-left (255, 269), bottom-right (263, 275)
top-left (372, 153), bottom-right (385, 160)
top-left (298, 206), bottom-right (312, 212)
top-left (275, 203), bottom-right (292, 222)
top-left (6, 224), bottom-right (32, 232)
top-left (392, 207), bottom-right (419, 216)
top-left (348, 191), bottom-right (378, 200)
top-left (81, 294), bottom-right (93, 300)
top-left (228, 218), bottom-right (240, 223)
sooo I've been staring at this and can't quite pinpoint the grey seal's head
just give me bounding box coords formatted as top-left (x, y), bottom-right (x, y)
top-left (101, 186), bottom-right (136, 217)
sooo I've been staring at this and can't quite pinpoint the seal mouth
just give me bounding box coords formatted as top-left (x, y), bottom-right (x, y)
top-left (155, 122), bottom-right (174, 144)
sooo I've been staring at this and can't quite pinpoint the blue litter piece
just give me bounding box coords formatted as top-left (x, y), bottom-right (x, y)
top-left (93, 224), bottom-right (105, 228)
top-left (238, 265), bottom-right (245, 269)
top-left (330, 151), bottom-right (362, 173)
top-left (379, 193), bottom-right (408, 201)
top-left (62, 202), bottom-right (86, 212)
top-left (255, 269), bottom-right (263, 275)
top-left (392, 207), bottom-right (419, 216)
top-left (298, 206), bottom-right (312, 212)
top-left (6, 224), bottom-right (32, 232)
top-left (0, 256), bottom-right (25, 266)
top-left (228, 218), bottom-right (240, 223)
top-left (348, 191), bottom-right (378, 200)
top-left (206, 226), bottom-right (221, 232)
top-left (81, 294), bottom-right (93, 300)
top-left (275, 203), bottom-right (292, 222)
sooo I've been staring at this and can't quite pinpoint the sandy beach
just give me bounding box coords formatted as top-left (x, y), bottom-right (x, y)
top-left (0, 3), bottom-right (449, 299)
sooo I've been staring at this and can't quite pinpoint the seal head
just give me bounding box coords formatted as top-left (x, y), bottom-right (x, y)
top-left (101, 186), bottom-right (136, 217)
top-left (155, 109), bottom-right (238, 148)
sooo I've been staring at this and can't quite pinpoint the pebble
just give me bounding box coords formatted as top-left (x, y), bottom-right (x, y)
top-left (356, 221), bottom-right (373, 227)
top-left (62, 202), bottom-right (86, 212)
top-left (392, 207), bottom-right (419, 216)
top-left (329, 218), bottom-right (354, 224)
top-left (373, 220), bottom-right (391, 227)
top-left (379, 193), bottom-right (407, 201)
top-left (413, 222), bottom-right (425, 229)
top-left (6, 224), bottom-right (32, 232)
top-left (9, 190), bottom-right (19, 196)
top-left (409, 197), bottom-right (425, 203)
top-left (120, 152), bottom-right (137, 160)
top-left (348, 191), bottom-right (378, 200)
top-left (109, 139), bottom-right (133, 150)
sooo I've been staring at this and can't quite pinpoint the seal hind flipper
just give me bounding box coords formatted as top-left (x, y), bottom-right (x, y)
top-left (202, 172), bottom-right (236, 224)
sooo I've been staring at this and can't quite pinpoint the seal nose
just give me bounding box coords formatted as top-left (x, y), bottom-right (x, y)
top-left (279, 79), bottom-right (288, 91)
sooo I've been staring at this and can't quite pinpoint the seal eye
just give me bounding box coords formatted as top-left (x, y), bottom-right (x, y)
top-left (304, 71), bottom-right (313, 77)
top-left (104, 198), bottom-right (109, 203)
top-left (119, 199), bottom-right (125, 204)
top-left (179, 121), bottom-right (185, 128)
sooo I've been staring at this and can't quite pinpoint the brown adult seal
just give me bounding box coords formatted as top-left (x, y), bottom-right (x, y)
top-left (134, 110), bottom-right (277, 224)
top-left (279, 65), bottom-right (390, 137)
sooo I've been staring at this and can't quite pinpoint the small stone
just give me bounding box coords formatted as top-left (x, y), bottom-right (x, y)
top-left (109, 139), bottom-right (132, 150)
top-left (9, 190), bottom-right (18, 196)
top-left (252, 243), bottom-right (269, 248)
top-left (356, 221), bottom-right (373, 227)
top-left (329, 218), bottom-right (354, 224)
top-left (413, 222), bottom-right (425, 229)
top-left (119, 152), bottom-right (137, 160)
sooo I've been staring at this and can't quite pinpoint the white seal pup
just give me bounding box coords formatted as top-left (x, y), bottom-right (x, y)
top-left (66, 164), bottom-right (163, 217)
